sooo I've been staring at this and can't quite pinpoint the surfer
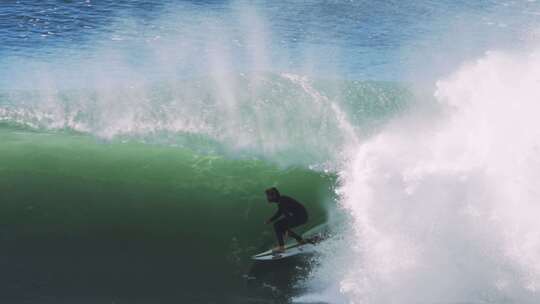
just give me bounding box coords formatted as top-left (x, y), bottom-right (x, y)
top-left (264, 187), bottom-right (308, 253)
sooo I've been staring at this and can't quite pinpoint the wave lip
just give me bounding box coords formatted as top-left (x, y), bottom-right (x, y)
top-left (0, 74), bottom-right (409, 165)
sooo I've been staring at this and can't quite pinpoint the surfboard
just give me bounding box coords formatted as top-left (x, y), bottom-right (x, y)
top-left (251, 236), bottom-right (321, 261)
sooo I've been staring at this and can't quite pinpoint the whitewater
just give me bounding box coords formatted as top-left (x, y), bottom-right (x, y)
top-left (1, 1), bottom-right (540, 303)
top-left (301, 46), bottom-right (540, 304)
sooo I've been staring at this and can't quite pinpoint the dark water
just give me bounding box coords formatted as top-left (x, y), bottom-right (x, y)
top-left (0, 127), bottom-right (335, 303)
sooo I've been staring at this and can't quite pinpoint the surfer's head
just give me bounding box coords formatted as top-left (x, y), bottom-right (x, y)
top-left (265, 187), bottom-right (280, 203)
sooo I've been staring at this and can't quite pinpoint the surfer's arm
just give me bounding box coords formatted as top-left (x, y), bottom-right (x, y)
top-left (267, 205), bottom-right (283, 223)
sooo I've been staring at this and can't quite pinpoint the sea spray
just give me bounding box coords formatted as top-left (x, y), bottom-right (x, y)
top-left (0, 75), bottom-right (408, 166)
top-left (302, 47), bottom-right (540, 303)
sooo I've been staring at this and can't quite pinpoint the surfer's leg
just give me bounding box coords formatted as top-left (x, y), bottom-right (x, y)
top-left (273, 219), bottom-right (288, 247)
top-left (287, 229), bottom-right (303, 243)
top-left (287, 216), bottom-right (308, 243)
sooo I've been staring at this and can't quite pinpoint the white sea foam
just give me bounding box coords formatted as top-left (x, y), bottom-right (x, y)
top-left (299, 47), bottom-right (540, 303)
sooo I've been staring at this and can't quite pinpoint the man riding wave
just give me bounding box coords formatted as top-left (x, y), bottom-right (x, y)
top-left (264, 187), bottom-right (309, 253)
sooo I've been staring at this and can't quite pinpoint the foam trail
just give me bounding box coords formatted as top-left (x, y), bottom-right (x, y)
top-left (299, 47), bottom-right (540, 303)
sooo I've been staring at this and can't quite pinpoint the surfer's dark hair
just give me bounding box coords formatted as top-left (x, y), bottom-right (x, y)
top-left (265, 187), bottom-right (280, 198)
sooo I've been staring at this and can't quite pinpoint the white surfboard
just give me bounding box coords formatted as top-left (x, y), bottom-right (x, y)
top-left (252, 235), bottom-right (323, 261)
top-left (252, 224), bottom-right (329, 261)
top-left (252, 242), bottom-right (316, 261)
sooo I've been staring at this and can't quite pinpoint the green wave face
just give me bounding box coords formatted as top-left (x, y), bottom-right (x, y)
top-left (0, 74), bottom-right (410, 302)
top-left (0, 127), bottom-right (336, 301)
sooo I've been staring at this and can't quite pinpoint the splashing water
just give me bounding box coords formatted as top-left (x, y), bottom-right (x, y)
top-left (300, 46), bottom-right (540, 303)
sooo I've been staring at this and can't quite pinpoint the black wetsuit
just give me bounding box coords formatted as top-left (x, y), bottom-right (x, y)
top-left (268, 195), bottom-right (308, 246)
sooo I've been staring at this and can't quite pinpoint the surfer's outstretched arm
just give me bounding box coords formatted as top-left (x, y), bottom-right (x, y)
top-left (266, 204), bottom-right (283, 223)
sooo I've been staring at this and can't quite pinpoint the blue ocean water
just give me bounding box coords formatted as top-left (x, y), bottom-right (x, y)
top-left (1, 1), bottom-right (540, 303)
top-left (1, 0), bottom-right (537, 86)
